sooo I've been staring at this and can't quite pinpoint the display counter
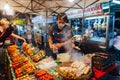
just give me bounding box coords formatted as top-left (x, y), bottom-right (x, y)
top-left (6, 44), bottom-right (118, 80)
top-left (7, 44), bottom-right (62, 80)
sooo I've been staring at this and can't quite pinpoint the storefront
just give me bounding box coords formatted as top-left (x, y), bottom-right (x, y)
top-left (66, 2), bottom-right (120, 50)
top-left (66, 3), bottom-right (108, 52)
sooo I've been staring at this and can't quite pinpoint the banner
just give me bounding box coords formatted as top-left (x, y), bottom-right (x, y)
top-left (66, 4), bottom-right (103, 19)
top-left (13, 19), bottom-right (25, 25)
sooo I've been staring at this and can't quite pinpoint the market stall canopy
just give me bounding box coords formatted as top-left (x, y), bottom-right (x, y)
top-left (0, 0), bottom-right (109, 16)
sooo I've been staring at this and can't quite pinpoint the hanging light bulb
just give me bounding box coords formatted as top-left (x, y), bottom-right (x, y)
top-left (4, 3), bottom-right (10, 10)
top-left (68, 0), bottom-right (74, 2)
top-left (3, 3), bottom-right (14, 15)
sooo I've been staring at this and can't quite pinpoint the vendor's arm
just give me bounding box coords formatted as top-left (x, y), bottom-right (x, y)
top-left (48, 31), bottom-right (65, 49)
top-left (49, 37), bottom-right (75, 50)
top-left (48, 26), bottom-right (57, 51)
top-left (48, 36), bottom-right (53, 50)
top-left (48, 35), bottom-right (58, 51)
top-left (54, 39), bottom-right (75, 48)
top-left (11, 33), bottom-right (26, 42)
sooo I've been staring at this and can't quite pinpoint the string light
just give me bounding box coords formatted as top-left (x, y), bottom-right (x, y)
top-left (4, 4), bottom-right (10, 10)
top-left (3, 3), bottom-right (14, 15)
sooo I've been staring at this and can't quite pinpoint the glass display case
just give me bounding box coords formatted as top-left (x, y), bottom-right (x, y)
top-left (70, 18), bottom-right (82, 35)
top-left (84, 15), bottom-right (109, 43)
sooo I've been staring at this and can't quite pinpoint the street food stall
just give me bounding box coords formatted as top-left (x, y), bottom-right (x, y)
top-left (6, 44), bottom-right (118, 80)
top-left (0, 0), bottom-right (120, 80)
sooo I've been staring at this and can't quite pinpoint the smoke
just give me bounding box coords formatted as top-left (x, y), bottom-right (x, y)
top-left (63, 29), bottom-right (73, 53)
top-left (62, 29), bottom-right (84, 61)
top-left (70, 50), bottom-right (84, 61)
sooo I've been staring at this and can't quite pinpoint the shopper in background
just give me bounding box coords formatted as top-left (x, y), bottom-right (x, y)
top-left (48, 12), bottom-right (75, 59)
top-left (6, 25), bottom-right (18, 45)
top-left (0, 19), bottom-right (26, 47)
top-left (0, 19), bottom-right (26, 77)
top-left (0, 19), bottom-right (26, 62)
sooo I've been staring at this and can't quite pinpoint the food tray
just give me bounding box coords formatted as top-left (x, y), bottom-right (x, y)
top-left (57, 53), bottom-right (70, 62)
top-left (58, 62), bottom-right (92, 80)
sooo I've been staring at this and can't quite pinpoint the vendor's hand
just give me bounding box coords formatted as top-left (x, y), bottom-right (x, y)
top-left (52, 44), bottom-right (58, 52)
top-left (0, 42), bottom-right (3, 45)
top-left (72, 43), bottom-right (75, 48)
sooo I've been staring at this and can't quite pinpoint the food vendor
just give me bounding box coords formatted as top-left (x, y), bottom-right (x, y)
top-left (48, 12), bottom-right (75, 58)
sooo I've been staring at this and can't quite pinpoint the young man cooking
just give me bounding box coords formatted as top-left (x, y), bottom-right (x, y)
top-left (48, 12), bottom-right (75, 59)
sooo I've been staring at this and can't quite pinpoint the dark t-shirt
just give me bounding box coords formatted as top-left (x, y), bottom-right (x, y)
top-left (49, 24), bottom-right (73, 42)
top-left (49, 24), bottom-right (73, 53)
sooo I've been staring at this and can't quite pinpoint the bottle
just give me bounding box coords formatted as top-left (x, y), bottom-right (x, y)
top-left (53, 44), bottom-right (58, 53)
top-left (101, 18), bottom-right (106, 30)
top-left (98, 19), bottom-right (102, 30)
top-left (53, 48), bottom-right (58, 54)
top-left (93, 19), bottom-right (98, 30)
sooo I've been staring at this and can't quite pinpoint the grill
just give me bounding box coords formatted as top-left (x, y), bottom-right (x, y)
top-left (92, 53), bottom-right (115, 71)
